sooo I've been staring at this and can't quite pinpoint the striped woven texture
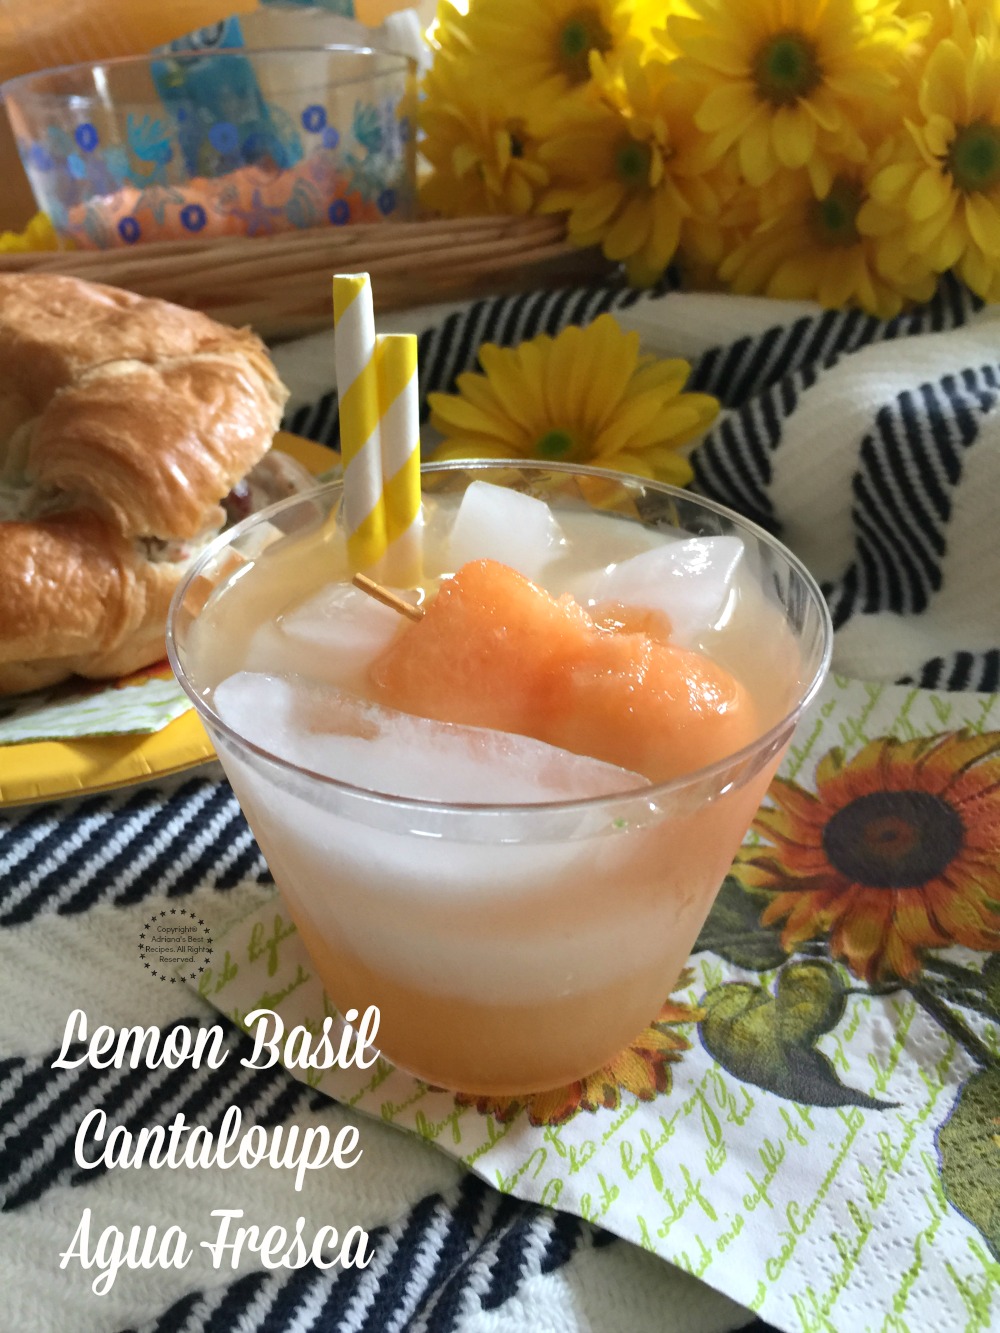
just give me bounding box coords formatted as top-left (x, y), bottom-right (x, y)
top-left (3, 273), bottom-right (996, 1332)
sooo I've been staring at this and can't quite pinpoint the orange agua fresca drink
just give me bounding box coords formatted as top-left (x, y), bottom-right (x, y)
top-left (168, 462), bottom-right (831, 1095)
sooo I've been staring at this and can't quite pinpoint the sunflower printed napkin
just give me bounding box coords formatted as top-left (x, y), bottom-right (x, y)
top-left (192, 675), bottom-right (1000, 1333)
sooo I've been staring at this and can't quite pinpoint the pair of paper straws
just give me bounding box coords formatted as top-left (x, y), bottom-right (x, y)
top-left (332, 272), bottom-right (422, 583)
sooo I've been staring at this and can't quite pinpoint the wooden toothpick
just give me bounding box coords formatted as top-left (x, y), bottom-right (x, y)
top-left (352, 573), bottom-right (424, 621)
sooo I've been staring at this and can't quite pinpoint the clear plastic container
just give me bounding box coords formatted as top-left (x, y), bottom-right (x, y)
top-left (168, 461), bottom-right (833, 1095)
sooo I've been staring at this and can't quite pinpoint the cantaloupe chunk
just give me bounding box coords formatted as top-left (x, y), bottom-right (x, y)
top-left (369, 559), bottom-right (758, 783)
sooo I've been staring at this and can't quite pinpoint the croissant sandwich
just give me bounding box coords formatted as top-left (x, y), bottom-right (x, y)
top-left (0, 274), bottom-right (301, 696)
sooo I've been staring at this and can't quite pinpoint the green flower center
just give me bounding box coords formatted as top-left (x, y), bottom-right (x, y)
top-left (821, 790), bottom-right (964, 888)
top-left (948, 120), bottom-right (1000, 193)
top-left (535, 428), bottom-right (579, 460)
top-left (556, 7), bottom-right (613, 86)
top-left (615, 137), bottom-right (652, 187)
top-left (808, 178), bottom-right (863, 247)
top-left (753, 30), bottom-right (821, 106)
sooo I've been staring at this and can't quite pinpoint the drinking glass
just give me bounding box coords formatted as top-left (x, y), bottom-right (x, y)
top-left (168, 461), bottom-right (832, 1095)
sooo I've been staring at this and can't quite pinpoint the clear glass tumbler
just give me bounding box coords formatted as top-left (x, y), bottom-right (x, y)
top-left (168, 461), bottom-right (832, 1095)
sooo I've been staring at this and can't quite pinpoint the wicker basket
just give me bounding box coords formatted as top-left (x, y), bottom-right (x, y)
top-left (0, 214), bottom-right (612, 341)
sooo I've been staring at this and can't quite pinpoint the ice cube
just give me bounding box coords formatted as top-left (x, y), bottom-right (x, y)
top-left (572, 536), bottom-right (744, 647)
top-left (276, 585), bottom-right (402, 675)
top-left (236, 584), bottom-right (403, 687)
top-left (214, 672), bottom-right (648, 804)
top-left (449, 481), bottom-right (565, 581)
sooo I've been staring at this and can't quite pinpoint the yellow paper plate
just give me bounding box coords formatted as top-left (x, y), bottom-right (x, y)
top-left (0, 433), bottom-right (339, 809)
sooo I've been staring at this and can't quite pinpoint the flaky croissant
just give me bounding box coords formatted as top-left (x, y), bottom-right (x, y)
top-left (0, 274), bottom-right (292, 696)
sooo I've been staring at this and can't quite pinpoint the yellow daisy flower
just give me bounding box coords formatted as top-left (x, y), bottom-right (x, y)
top-left (624, 0), bottom-right (691, 51)
top-left (676, 159), bottom-right (762, 290)
top-left (539, 53), bottom-right (722, 287)
top-left (895, 0), bottom-right (998, 50)
top-left (453, 0), bottom-right (643, 127)
top-left (661, 0), bottom-right (912, 197)
top-left (718, 160), bottom-right (937, 317)
top-left (0, 211), bottom-right (62, 253)
top-left (427, 313), bottom-right (718, 487)
top-left (425, 0), bottom-right (472, 57)
top-left (418, 49), bottom-right (548, 217)
top-left (863, 6), bottom-right (1000, 301)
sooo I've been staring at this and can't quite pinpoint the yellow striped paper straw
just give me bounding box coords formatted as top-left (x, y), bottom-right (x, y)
top-left (332, 273), bottom-right (387, 571)
top-left (376, 332), bottom-right (423, 586)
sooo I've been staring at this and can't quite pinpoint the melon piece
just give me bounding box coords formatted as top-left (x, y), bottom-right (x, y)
top-left (544, 628), bottom-right (759, 782)
top-left (370, 559), bottom-right (591, 737)
top-left (369, 559), bottom-right (759, 783)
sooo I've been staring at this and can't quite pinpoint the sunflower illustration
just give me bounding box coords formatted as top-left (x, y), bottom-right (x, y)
top-left (427, 313), bottom-right (718, 486)
top-left (734, 732), bottom-right (1000, 984)
top-left (456, 984), bottom-right (702, 1127)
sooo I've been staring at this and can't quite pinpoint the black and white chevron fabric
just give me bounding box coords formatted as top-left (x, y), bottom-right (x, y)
top-left (5, 276), bottom-right (995, 1332)
top-left (127, 1178), bottom-right (608, 1333)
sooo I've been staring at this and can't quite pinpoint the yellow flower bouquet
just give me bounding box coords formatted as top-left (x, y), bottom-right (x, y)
top-left (418, 0), bottom-right (1000, 318)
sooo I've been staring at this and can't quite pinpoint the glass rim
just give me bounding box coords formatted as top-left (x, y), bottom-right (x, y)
top-left (1, 45), bottom-right (413, 101)
top-left (167, 459), bottom-right (834, 818)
